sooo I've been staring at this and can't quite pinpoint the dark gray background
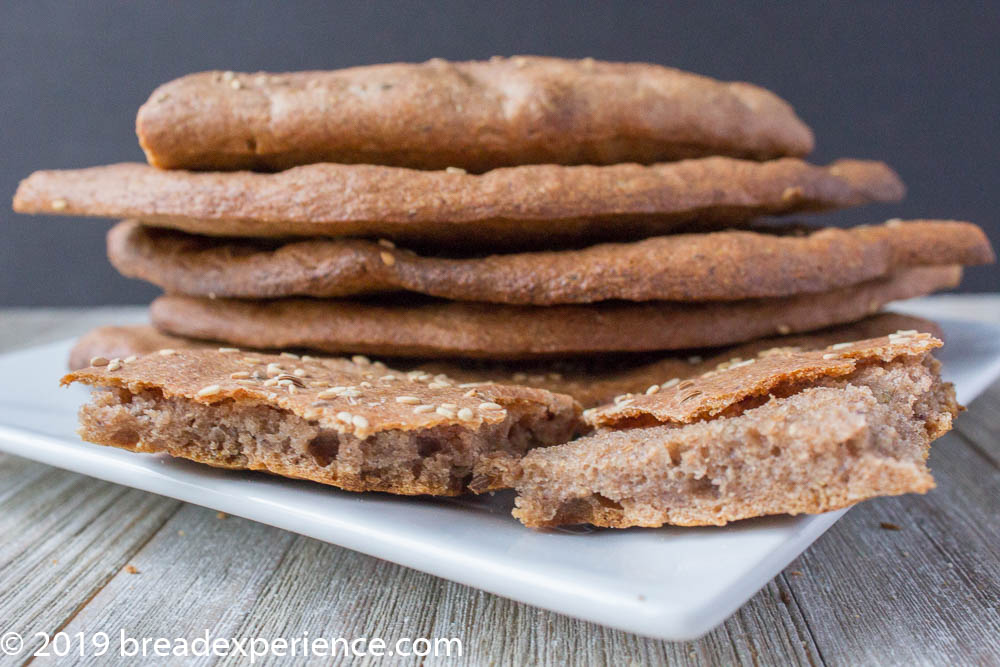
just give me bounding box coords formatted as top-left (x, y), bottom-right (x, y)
top-left (3, 1), bottom-right (997, 306)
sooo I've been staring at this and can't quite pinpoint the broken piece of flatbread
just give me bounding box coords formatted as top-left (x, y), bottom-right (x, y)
top-left (63, 350), bottom-right (581, 496)
top-left (513, 333), bottom-right (959, 527)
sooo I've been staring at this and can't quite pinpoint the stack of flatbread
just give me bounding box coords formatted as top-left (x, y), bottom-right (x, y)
top-left (17, 57), bottom-right (995, 528)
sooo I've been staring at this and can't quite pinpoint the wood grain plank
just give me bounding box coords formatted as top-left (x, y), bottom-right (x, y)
top-left (53, 504), bottom-right (297, 665)
top-left (0, 457), bottom-right (180, 658)
top-left (782, 426), bottom-right (1000, 666)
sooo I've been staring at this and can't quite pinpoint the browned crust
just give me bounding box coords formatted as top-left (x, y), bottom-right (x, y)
top-left (512, 336), bottom-right (960, 527)
top-left (108, 219), bottom-right (993, 304)
top-left (148, 266), bottom-right (960, 359)
top-left (586, 333), bottom-right (942, 428)
top-left (135, 57), bottom-right (814, 172)
top-left (66, 313), bottom-right (944, 408)
top-left (63, 349), bottom-right (581, 496)
top-left (13, 158), bottom-right (904, 245)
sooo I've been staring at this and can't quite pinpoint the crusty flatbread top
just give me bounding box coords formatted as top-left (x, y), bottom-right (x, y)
top-left (13, 158), bottom-right (903, 245)
top-left (64, 349), bottom-right (580, 440)
top-left (148, 266), bottom-right (959, 359)
top-left (107, 219), bottom-right (993, 303)
top-left (136, 57), bottom-right (814, 171)
top-left (587, 332), bottom-right (942, 428)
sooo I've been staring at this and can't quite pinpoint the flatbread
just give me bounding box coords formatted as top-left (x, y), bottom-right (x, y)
top-left (107, 219), bottom-right (992, 303)
top-left (63, 349), bottom-right (581, 496)
top-left (65, 313), bottom-right (944, 408)
top-left (513, 334), bottom-right (959, 527)
top-left (13, 158), bottom-right (903, 246)
top-left (149, 266), bottom-right (960, 359)
top-left (136, 57), bottom-right (814, 171)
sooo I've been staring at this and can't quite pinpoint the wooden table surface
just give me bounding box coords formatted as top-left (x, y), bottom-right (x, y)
top-left (1, 299), bottom-right (998, 666)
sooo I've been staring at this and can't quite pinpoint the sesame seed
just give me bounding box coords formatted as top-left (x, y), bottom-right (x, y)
top-left (264, 378), bottom-right (279, 387)
top-left (218, 347), bottom-right (240, 353)
top-left (731, 359), bottom-right (756, 369)
top-left (427, 381), bottom-right (450, 389)
top-left (222, 70), bottom-right (235, 81)
top-left (158, 349), bottom-right (176, 356)
top-left (317, 389), bottom-right (339, 399)
top-left (230, 79), bottom-right (242, 89)
top-left (436, 406), bottom-right (456, 418)
top-left (293, 368), bottom-right (306, 377)
top-left (479, 402), bottom-right (503, 410)
top-left (617, 398), bottom-right (634, 407)
top-left (831, 342), bottom-right (853, 350)
top-left (242, 356), bottom-right (260, 364)
top-left (377, 238), bottom-right (396, 249)
top-left (352, 355), bottom-right (371, 366)
top-left (440, 403), bottom-right (458, 410)
top-left (266, 363), bottom-right (283, 376)
top-left (781, 186), bottom-right (804, 201)
top-left (445, 166), bottom-right (467, 174)
top-left (280, 352), bottom-right (299, 359)
top-left (123, 355), bottom-right (138, 364)
top-left (301, 355), bottom-right (318, 362)
top-left (342, 388), bottom-right (362, 398)
top-left (360, 381), bottom-right (372, 388)
top-left (107, 358), bottom-right (122, 371)
top-left (459, 382), bottom-right (488, 388)
top-left (661, 378), bottom-right (680, 389)
top-left (777, 324), bottom-right (792, 335)
top-left (396, 396), bottom-right (421, 404)
top-left (336, 412), bottom-right (353, 424)
top-left (379, 251), bottom-right (396, 266)
top-left (352, 415), bottom-right (370, 429)
top-left (51, 198), bottom-right (68, 210)
top-left (886, 218), bottom-right (903, 227)
top-left (457, 407), bottom-right (475, 421)
top-left (413, 405), bottom-right (435, 414)
top-left (230, 371), bottom-right (251, 379)
top-left (197, 384), bottom-right (222, 397)
top-left (645, 385), bottom-right (660, 395)
top-left (895, 329), bottom-right (918, 336)
top-left (90, 356), bottom-right (109, 367)
top-left (822, 353), bottom-right (838, 359)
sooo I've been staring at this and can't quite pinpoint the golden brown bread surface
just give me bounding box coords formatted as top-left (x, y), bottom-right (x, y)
top-left (148, 266), bottom-right (960, 359)
top-left (64, 349), bottom-right (581, 496)
top-left (136, 57), bottom-right (814, 171)
top-left (585, 331), bottom-right (947, 429)
top-left (66, 313), bottom-right (943, 407)
top-left (107, 219), bottom-right (993, 303)
top-left (13, 158), bottom-right (904, 245)
top-left (513, 334), bottom-right (959, 528)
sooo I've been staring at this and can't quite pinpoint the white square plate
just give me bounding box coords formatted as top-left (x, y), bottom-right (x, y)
top-left (1, 314), bottom-right (998, 640)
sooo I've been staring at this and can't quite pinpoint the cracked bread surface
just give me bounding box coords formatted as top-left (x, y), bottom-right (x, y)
top-left (513, 335), bottom-right (959, 528)
top-left (67, 313), bottom-right (943, 408)
top-left (64, 350), bottom-right (581, 496)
